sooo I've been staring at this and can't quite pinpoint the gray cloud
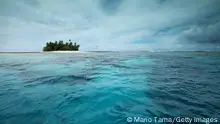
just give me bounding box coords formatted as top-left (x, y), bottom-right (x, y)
top-left (99, 0), bottom-right (124, 15)
top-left (0, 0), bottom-right (220, 52)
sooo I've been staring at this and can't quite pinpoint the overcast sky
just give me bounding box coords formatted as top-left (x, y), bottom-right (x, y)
top-left (0, 0), bottom-right (220, 51)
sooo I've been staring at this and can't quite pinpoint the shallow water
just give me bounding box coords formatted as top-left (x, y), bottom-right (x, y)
top-left (0, 52), bottom-right (220, 124)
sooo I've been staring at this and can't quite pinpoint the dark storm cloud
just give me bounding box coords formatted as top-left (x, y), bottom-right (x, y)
top-left (151, 0), bottom-right (220, 45)
top-left (179, 0), bottom-right (220, 44)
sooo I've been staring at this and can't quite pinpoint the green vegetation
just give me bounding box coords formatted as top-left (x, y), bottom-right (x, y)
top-left (43, 39), bottom-right (80, 51)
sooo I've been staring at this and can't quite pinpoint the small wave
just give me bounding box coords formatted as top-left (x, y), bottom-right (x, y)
top-left (111, 64), bottom-right (136, 69)
top-left (24, 75), bottom-right (94, 87)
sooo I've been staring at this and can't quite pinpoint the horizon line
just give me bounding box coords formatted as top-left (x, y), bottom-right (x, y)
top-left (0, 50), bottom-right (220, 53)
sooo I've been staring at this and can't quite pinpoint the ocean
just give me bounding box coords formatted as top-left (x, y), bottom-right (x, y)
top-left (0, 52), bottom-right (220, 124)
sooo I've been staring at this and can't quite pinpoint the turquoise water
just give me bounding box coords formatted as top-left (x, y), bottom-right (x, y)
top-left (0, 52), bottom-right (220, 124)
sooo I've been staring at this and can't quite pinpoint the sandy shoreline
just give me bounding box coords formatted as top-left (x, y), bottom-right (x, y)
top-left (50, 51), bottom-right (86, 53)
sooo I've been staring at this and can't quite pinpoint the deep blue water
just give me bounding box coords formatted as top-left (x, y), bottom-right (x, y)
top-left (0, 52), bottom-right (220, 124)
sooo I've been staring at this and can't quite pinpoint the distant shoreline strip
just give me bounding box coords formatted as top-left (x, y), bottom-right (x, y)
top-left (0, 51), bottom-right (86, 54)
top-left (0, 52), bottom-right (43, 54)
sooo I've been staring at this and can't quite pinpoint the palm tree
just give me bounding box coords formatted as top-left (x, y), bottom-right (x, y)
top-left (43, 39), bottom-right (80, 51)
